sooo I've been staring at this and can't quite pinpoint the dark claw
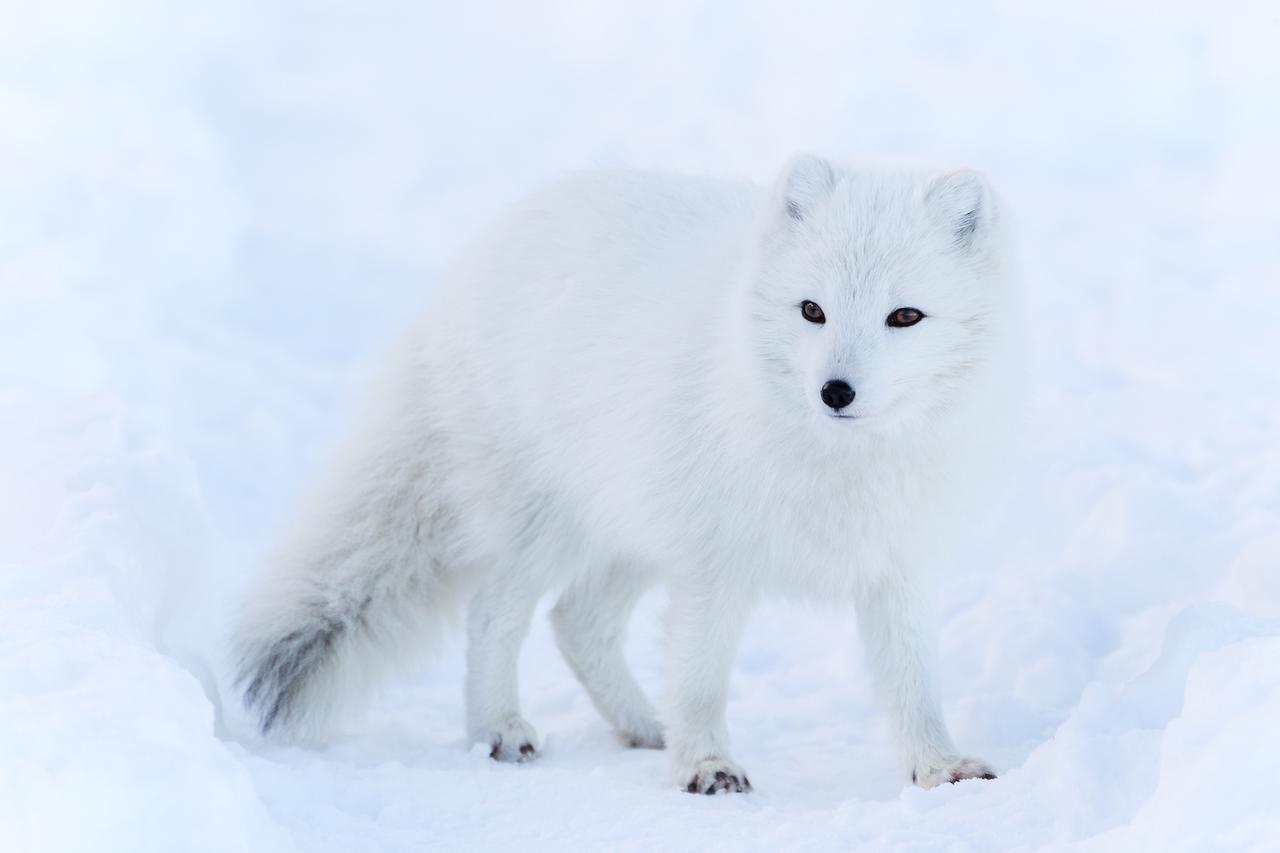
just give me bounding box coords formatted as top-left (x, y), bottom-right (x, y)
top-left (687, 769), bottom-right (751, 794)
top-left (979, 772), bottom-right (997, 780)
top-left (489, 740), bottom-right (502, 759)
top-left (519, 743), bottom-right (535, 756)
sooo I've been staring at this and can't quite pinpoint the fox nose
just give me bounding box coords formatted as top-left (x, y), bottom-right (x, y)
top-left (821, 380), bottom-right (856, 411)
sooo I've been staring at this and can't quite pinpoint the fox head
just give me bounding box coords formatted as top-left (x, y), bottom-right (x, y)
top-left (746, 156), bottom-right (1005, 434)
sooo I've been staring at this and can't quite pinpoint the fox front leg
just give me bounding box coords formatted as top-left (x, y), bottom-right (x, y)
top-left (855, 574), bottom-right (996, 788)
top-left (663, 579), bottom-right (754, 794)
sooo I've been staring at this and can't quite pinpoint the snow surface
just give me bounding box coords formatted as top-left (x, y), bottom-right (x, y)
top-left (3, 1), bottom-right (1279, 850)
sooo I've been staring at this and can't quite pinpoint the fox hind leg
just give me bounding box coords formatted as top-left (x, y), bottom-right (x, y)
top-left (551, 565), bottom-right (664, 749)
top-left (465, 573), bottom-right (545, 762)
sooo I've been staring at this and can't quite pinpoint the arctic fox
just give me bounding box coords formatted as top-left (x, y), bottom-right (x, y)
top-left (234, 155), bottom-right (1006, 794)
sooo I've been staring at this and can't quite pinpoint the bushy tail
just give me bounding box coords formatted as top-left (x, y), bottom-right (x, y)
top-left (233, 423), bottom-right (462, 740)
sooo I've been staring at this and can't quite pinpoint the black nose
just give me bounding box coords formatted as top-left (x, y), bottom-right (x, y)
top-left (821, 380), bottom-right (855, 411)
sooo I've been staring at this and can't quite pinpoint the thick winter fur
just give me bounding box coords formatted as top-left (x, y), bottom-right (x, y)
top-left (234, 155), bottom-right (1008, 792)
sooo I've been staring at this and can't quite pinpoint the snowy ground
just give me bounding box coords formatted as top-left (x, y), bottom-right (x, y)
top-left (3, 2), bottom-right (1280, 850)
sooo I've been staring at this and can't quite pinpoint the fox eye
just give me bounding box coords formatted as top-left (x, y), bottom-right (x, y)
top-left (886, 307), bottom-right (925, 327)
top-left (800, 300), bottom-right (826, 324)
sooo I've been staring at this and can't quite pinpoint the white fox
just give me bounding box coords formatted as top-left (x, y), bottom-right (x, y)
top-left (234, 155), bottom-right (1007, 793)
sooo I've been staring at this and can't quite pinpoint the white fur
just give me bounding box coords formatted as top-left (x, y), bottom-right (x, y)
top-left (233, 155), bottom-right (1008, 792)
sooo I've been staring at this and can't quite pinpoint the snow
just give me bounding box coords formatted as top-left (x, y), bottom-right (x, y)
top-left (3, 1), bottom-right (1279, 850)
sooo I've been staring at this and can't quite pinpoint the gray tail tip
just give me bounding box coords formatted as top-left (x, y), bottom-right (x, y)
top-left (237, 658), bottom-right (290, 736)
top-left (234, 616), bottom-right (345, 738)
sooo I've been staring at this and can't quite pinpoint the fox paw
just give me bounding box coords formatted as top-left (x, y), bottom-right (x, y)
top-left (476, 716), bottom-right (541, 763)
top-left (682, 758), bottom-right (752, 795)
top-left (618, 717), bottom-right (665, 750)
top-left (912, 755), bottom-right (996, 789)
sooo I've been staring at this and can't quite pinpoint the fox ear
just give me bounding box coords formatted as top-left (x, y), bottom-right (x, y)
top-left (926, 169), bottom-right (994, 251)
top-left (775, 154), bottom-right (836, 223)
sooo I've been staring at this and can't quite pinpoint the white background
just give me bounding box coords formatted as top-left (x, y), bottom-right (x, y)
top-left (2, 1), bottom-right (1278, 850)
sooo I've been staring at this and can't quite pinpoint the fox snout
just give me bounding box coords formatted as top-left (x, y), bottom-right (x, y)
top-left (820, 379), bottom-right (856, 411)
